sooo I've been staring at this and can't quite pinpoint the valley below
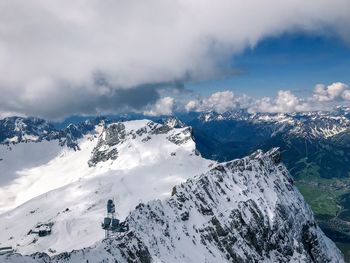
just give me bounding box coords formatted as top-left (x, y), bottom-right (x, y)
top-left (294, 161), bottom-right (350, 261)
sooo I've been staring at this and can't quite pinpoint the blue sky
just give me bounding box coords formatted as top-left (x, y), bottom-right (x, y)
top-left (187, 33), bottom-right (350, 98)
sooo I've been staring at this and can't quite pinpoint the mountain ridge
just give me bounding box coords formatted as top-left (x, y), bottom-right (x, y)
top-left (1, 111), bottom-right (349, 261)
top-left (1, 148), bottom-right (344, 262)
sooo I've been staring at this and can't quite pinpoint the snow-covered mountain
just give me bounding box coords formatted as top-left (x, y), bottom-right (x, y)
top-left (197, 107), bottom-right (350, 140)
top-left (0, 116), bottom-right (346, 262)
top-left (0, 119), bottom-right (213, 255)
top-left (1, 149), bottom-right (344, 262)
top-left (0, 117), bottom-right (58, 144)
top-left (0, 116), bottom-right (102, 149)
top-left (2, 107), bottom-right (349, 149)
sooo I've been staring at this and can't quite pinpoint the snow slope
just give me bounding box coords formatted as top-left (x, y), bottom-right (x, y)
top-left (0, 141), bottom-right (63, 186)
top-left (1, 149), bottom-right (344, 262)
top-left (0, 120), bottom-right (213, 255)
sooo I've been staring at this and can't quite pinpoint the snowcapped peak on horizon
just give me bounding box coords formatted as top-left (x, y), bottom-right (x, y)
top-left (196, 107), bottom-right (350, 139)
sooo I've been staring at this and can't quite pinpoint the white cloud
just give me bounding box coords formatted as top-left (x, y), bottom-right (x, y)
top-left (144, 97), bottom-right (175, 116)
top-left (185, 90), bottom-right (237, 113)
top-left (184, 82), bottom-right (350, 114)
top-left (313, 82), bottom-right (350, 102)
top-left (248, 82), bottom-right (350, 113)
top-left (0, 1), bottom-right (350, 118)
top-left (249, 90), bottom-right (310, 113)
top-left (186, 90), bottom-right (310, 114)
top-left (342, 90), bottom-right (350, 100)
top-left (204, 91), bottom-right (237, 113)
top-left (185, 100), bottom-right (199, 112)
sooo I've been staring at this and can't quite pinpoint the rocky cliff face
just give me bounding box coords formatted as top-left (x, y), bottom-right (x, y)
top-left (1, 149), bottom-right (343, 263)
top-left (0, 117), bottom-right (58, 144)
top-left (88, 120), bottom-right (194, 167)
top-left (0, 116), bottom-right (101, 149)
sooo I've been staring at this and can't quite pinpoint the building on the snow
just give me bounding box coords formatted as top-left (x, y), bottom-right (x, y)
top-left (101, 199), bottom-right (129, 237)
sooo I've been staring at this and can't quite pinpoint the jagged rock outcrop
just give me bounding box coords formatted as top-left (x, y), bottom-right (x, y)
top-left (88, 120), bottom-right (194, 166)
top-left (0, 117), bottom-right (59, 144)
top-left (1, 149), bottom-right (343, 262)
top-left (0, 116), bottom-right (101, 149)
top-left (88, 122), bottom-right (126, 166)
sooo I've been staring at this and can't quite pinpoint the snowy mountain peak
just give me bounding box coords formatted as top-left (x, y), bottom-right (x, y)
top-left (1, 148), bottom-right (343, 262)
top-left (163, 116), bottom-right (186, 128)
top-left (0, 116), bottom-right (57, 144)
top-left (0, 119), bottom-right (213, 256)
top-left (0, 116), bottom-right (103, 149)
top-left (88, 120), bottom-right (194, 167)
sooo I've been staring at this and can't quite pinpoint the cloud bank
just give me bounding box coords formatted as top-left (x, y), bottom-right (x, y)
top-left (313, 82), bottom-right (350, 102)
top-left (251, 91), bottom-right (310, 113)
top-left (0, 0), bottom-right (349, 118)
top-left (185, 82), bottom-right (350, 114)
top-left (144, 97), bottom-right (175, 116)
top-left (185, 91), bottom-right (254, 113)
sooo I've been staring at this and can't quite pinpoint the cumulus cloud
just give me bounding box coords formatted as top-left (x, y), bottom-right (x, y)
top-left (185, 91), bottom-right (255, 113)
top-left (206, 91), bottom-right (237, 113)
top-left (185, 90), bottom-right (311, 113)
top-left (185, 82), bottom-right (350, 114)
top-left (342, 90), bottom-right (350, 100)
top-left (185, 100), bottom-right (199, 112)
top-left (0, 0), bottom-right (350, 118)
top-left (250, 90), bottom-right (310, 113)
top-left (185, 91), bottom-right (237, 113)
top-left (144, 97), bottom-right (175, 116)
top-left (313, 82), bottom-right (350, 102)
